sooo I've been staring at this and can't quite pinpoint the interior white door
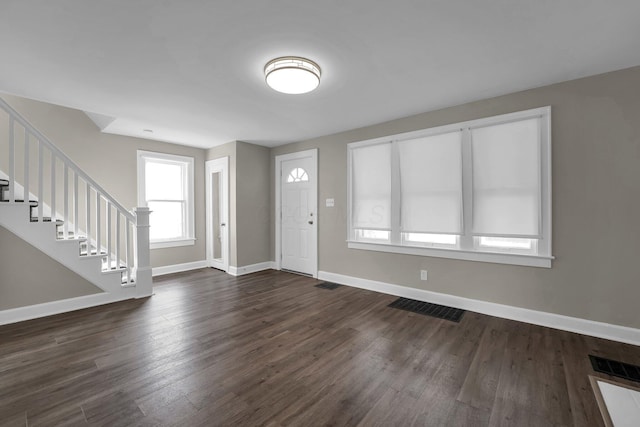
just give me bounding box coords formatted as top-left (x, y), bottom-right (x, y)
top-left (206, 157), bottom-right (229, 272)
top-left (280, 154), bottom-right (317, 276)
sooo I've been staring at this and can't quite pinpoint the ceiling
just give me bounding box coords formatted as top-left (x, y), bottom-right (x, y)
top-left (1, 1), bottom-right (639, 149)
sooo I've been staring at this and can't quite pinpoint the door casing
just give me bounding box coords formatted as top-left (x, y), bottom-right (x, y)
top-left (206, 157), bottom-right (229, 272)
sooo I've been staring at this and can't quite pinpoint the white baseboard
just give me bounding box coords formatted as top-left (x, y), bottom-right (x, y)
top-left (0, 291), bottom-right (136, 326)
top-left (318, 271), bottom-right (640, 347)
top-left (152, 260), bottom-right (208, 277)
top-left (228, 261), bottom-right (276, 277)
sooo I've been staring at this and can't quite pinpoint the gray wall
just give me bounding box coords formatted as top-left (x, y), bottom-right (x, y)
top-left (236, 141), bottom-right (270, 266)
top-left (0, 94), bottom-right (207, 269)
top-left (271, 66), bottom-right (640, 329)
top-left (0, 226), bottom-right (101, 310)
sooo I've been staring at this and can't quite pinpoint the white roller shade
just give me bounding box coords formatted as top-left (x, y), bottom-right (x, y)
top-left (471, 117), bottom-right (541, 237)
top-left (398, 131), bottom-right (463, 234)
top-left (351, 143), bottom-right (392, 230)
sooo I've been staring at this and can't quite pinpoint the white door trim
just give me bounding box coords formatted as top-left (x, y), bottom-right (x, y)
top-left (206, 157), bottom-right (229, 272)
top-left (275, 148), bottom-right (318, 277)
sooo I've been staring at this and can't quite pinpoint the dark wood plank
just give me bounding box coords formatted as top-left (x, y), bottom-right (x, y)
top-left (0, 268), bottom-right (639, 426)
top-left (457, 316), bottom-right (510, 411)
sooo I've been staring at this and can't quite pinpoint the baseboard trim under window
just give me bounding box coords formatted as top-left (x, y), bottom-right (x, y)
top-left (317, 270), bottom-right (640, 346)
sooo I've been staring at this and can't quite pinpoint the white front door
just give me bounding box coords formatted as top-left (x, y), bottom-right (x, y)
top-left (206, 157), bottom-right (229, 272)
top-left (277, 150), bottom-right (317, 276)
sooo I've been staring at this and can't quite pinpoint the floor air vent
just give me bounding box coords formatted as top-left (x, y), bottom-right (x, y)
top-left (589, 355), bottom-right (640, 383)
top-left (388, 297), bottom-right (465, 323)
top-left (315, 282), bottom-right (342, 290)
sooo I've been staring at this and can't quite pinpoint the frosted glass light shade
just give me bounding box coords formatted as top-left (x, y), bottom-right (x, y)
top-left (265, 57), bottom-right (321, 94)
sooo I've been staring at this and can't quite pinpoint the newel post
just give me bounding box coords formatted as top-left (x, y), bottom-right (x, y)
top-left (134, 207), bottom-right (153, 298)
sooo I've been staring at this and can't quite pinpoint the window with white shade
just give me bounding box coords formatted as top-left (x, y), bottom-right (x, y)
top-left (398, 131), bottom-right (463, 249)
top-left (471, 118), bottom-right (541, 238)
top-left (351, 142), bottom-right (392, 242)
top-left (137, 151), bottom-right (195, 249)
top-left (347, 107), bottom-right (552, 268)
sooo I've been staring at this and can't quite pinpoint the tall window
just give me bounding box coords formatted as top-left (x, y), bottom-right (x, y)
top-left (348, 107), bottom-right (552, 268)
top-left (137, 151), bottom-right (195, 249)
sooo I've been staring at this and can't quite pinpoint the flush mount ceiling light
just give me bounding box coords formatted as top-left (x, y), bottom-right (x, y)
top-left (264, 56), bottom-right (321, 94)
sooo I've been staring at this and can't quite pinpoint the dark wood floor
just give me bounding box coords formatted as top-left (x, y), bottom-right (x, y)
top-left (1, 269), bottom-right (640, 426)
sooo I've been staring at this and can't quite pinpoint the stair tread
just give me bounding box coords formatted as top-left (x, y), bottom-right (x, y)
top-left (102, 260), bottom-right (127, 268)
top-left (30, 217), bottom-right (63, 223)
top-left (57, 236), bottom-right (88, 242)
top-left (0, 199), bottom-right (38, 205)
top-left (102, 267), bottom-right (128, 275)
top-left (57, 232), bottom-right (85, 238)
top-left (103, 265), bottom-right (127, 270)
top-left (80, 251), bottom-right (107, 257)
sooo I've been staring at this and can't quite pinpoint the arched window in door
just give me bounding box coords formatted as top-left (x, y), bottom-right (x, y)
top-left (287, 167), bottom-right (309, 183)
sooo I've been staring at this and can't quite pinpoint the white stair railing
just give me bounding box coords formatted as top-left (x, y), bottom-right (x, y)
top-left (0, 97), bottom-right (151, 295)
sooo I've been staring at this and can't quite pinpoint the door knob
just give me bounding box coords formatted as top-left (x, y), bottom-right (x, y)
top-left (308, 220), bottom-right (313, 225)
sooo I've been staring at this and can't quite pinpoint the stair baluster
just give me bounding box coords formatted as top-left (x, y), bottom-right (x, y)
top-left (37, 142), bottom-right (43, 220)
top-left (8, 116), bottom-right (15, 202)
top-left (23, 132), bottom-right (29, 200)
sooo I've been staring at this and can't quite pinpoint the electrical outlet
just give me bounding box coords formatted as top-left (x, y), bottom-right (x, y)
top-left (420, 270), bottom-right (428, 281)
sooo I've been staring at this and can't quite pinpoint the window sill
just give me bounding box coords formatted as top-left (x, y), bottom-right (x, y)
top-left (347, 240), bottom-right (553, 268)
top-left (150, 238), bottom-right (196, 250)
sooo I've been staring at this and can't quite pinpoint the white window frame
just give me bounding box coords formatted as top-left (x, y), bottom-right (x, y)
top-left (347, 107), bottom-right (553, 268)
top-left (137, 150), bottom-right (195, 249)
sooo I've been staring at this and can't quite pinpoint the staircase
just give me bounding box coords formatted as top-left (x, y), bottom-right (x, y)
top-left (0, 97), bottom-right (151, 322)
